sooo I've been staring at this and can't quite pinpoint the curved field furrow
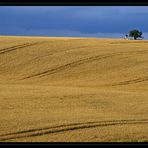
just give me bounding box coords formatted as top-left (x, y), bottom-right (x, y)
top-left (1, 119), bottom-right (148, 141)
top-left (20, 54), bottom-right (112, 80)
top-left (111, 76), bottom-right (148, 86)
top-left (20, 49), bottom-right (148, 81)
top-left (0, 43), bottom-right (34, 52)
top-left (0, 41), bottom-right (46, 55)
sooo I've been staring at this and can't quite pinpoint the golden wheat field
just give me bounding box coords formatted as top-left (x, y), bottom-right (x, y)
top-left (0, 36), bottom-right (148, 142)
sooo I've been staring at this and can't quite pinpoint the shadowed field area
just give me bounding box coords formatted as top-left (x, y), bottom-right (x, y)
top-left (0, 36), bottom-right (148, 142)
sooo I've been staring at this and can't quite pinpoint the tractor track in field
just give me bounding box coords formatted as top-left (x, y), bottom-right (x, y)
top-left (1, 119), bottom-right (148, 141)
top-left (0, 41), bottom-right (45, 55)
top-left (20, 53), bottom-right (113, 80)
top-left (20, 52), bottom-right (128, 80)
top-left (20, 49), bottom-right (148, 80)
top-left (111, 76), bottom-right (148, 86)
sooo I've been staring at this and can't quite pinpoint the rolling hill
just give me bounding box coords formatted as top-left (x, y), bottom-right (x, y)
top-left (0, 36), bottom-right (148, 142)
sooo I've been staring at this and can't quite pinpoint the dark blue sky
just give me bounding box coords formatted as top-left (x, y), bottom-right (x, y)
top-left (0, 6), bottom-right (148, 38)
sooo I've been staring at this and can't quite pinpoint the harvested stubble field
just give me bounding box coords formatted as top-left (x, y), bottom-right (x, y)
top-left (0, 36), bottom-right (148, 142)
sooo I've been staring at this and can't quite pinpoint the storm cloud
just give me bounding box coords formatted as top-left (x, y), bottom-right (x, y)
top-left (0, 6), bottom-right (148, 38)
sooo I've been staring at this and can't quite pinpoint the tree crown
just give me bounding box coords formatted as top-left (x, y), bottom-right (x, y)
top-left (129, 29), bottom-right (143, 40)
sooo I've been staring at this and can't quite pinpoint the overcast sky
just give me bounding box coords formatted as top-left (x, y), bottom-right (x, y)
top-left (0, 6), bottom-right (148, 38)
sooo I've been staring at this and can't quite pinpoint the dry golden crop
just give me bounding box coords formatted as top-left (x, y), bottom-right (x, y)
top-left (0, 36), bottom-right (148, 142)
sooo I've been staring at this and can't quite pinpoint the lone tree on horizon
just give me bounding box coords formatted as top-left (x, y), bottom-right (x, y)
top-left (129, 29), bottom-right (143, 40)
